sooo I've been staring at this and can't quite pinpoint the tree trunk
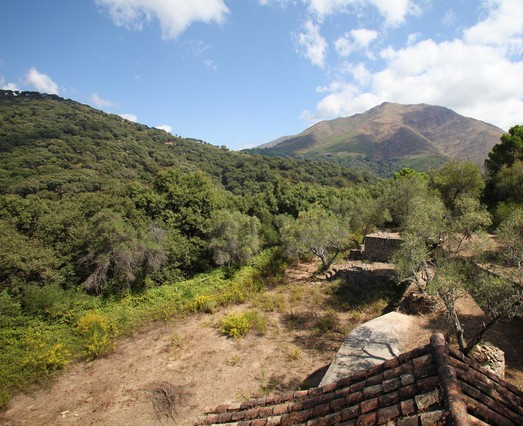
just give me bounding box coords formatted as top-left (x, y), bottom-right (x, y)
top-left (451, 307), bottom-right (467, 353)
top-left (326, 248), bottom-right (340, 270)
top-left (464, 316), bottom-right (501, 356)
top-left (440, 289), bottom-right (466, 353)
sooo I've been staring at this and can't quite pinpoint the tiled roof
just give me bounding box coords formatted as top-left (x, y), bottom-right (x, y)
top-left (197, 334), bottom-right (522, 425)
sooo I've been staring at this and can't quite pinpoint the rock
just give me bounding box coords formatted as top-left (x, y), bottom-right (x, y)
top-left (399, 292), bottom-right (440, 315)
top-left (470, 343), bottom-right (505, 379)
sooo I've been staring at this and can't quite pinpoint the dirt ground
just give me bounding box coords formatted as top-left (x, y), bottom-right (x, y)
top-left (1, 259), bottom-right (522, 425)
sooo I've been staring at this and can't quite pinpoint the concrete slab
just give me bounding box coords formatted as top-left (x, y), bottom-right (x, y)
top-left (319, 311), bottom-right (415, 385)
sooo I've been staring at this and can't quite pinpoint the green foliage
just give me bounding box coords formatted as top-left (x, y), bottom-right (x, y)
top-left (315, 308), bottom-right (339, 333)
top-left (484, 125), bottom-right (523, 212)
top-left (492, 161), bottom-right (523, 205)
top-left (382, 171), bottom-right (430, 227)
top-left (431, 161), bottom-right (485, 212)
top-left (485, 125), bottom-right (523, 175)
top-left (219, 310), bottom-right (267, 338)
top-left (498, 207), bottom-right (523, 273)
top-left (208, 210), bottom-right (261, 268)
top-left (280, 204), bottom-right (350, 270)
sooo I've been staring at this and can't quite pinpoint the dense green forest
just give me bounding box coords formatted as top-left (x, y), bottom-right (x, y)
top-left (0, 90), bottom-right (521, 406)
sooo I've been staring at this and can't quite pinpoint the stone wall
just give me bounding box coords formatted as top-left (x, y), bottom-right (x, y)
top-left (363, 232), bottom-right (402, 262)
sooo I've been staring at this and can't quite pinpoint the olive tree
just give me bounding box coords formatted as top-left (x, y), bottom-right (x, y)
top-left (207, 210), bottom-right (261, 268)
top-left (280, 204), bottom-right (349, 270)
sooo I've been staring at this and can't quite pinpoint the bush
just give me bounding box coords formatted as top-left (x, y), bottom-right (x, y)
top-left (76, 312), bottom-right (116, 360)
top-left (22, 327), bottom-right (71, 374)
top-left (190, 295), bottom-right (216, 313)
top-left (219, 310), bottom-right (267, 339)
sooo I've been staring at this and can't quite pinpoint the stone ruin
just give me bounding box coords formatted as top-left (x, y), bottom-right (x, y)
top-left (363, 231), bottom-right (402, 262)
top-left (347, 231), bottom-right (402, 263)
top-left (469, 343), bottom-right (506, 379)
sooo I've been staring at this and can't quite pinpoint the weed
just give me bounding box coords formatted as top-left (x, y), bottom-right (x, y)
top-left (314, 309), bottom-right (339, 333)
top-left (227, 354), bottom-right (243, 366)
top-left (285, 344), bottom-right (302, 361)
top-left (76, 312), bottom-right (116, 360)
top-left (22, 328), bottom-right (71, 374)
top-left (219, 310), bottom-right (267, 339)
top-left (289, 285), bottom-right (303, 303)
top-left (190, 295), bottom-right (216, 314)
top-left (253, 293), bottom-right (286, 312)
top-left (170, 332), bottom-right (182, 349)
top-left (350, 311), bottom-right (362, 322)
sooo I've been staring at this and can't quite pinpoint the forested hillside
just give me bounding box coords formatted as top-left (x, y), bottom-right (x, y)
top-left (0, 90), bottom-right (379, 291)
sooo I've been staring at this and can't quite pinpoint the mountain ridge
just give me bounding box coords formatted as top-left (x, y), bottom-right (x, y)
top-left (256, 102), bottom-right (504, 170)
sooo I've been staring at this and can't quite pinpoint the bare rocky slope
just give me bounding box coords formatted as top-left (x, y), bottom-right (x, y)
top-left (257, 103), bottom-right (504, 169)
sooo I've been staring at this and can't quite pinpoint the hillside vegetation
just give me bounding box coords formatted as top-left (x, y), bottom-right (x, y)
top-left (0, 90), bottom-right (521, 408)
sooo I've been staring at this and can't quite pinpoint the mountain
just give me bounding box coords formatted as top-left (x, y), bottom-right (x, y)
top-left (255, 102), bottom-right (504, 173)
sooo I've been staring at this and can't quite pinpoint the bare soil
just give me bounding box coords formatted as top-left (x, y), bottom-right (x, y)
top-left (1, 259), bottom-right (522, 425)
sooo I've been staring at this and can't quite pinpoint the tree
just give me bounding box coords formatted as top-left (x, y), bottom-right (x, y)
top-left (79, 209), bottom-right (166, 293)
top-left (431, 161), bottom-right (484, 212)
top-left (492, 161), bottom-right (523, 205)
top-left (207, 210), bottom-right (260, 268)
top-left (464, 272), bottom-right (523, 354)
top-left (498, 208), bottom-right (523, 277)
top-left (485, 125), bottom-right (523, 176)
top-left (280, 204), bottom-right (349, 270)
top-left (383, 169), bottom-right (430, 227)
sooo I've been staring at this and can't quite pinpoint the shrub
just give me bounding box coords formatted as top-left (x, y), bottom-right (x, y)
top-left (190, 295), bottom-right (216, 313)
top-left (76, 312), bottom-right (116, 360)
top-left (219, 310), bottom-right (267, 339)
top-left (315, 308), bottom-right (339, 333)
top-left (22, 328), bottom-right (71, 374)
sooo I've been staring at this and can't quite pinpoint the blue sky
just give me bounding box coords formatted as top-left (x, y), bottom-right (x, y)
top-left (1, 0), bottom-right (522, 150)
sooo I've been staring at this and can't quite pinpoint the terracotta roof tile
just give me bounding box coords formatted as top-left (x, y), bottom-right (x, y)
top-left (198, 334), bottom-right (522, 425)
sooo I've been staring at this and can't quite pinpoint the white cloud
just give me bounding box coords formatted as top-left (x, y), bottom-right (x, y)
top-left (442, 9), bottom-right (456, 27)
top-left (302, 0), bottom-right (523, 130)
top-left (0, 76), bottom-right (19, 91)
top-left (156, 124), bottom-right (172, 133)
top-left (95, 0), bottom-right (229, 39)
top-left (305, 0), bottom-right (418, 26)
top-left (295, 20), bottom-right (328, 68)
top-left (203, 59), bottom-right (217, 70)
top-left (119, 113), bottom-right (138, 122)
top-left (90, 92), bottom-right (119, 108)
top-left (24, 68), bottom-right (59, 94)
top-left (463, 0), bottom-right (523, 54)
top-left (407, 32), bottom-right (420, 46)
top-left (3, 82), bottom-right (20, 90)
top-left (370, 0), bottom-right (420, 27)
top-left (335, 28), bottom-right (377, 57)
